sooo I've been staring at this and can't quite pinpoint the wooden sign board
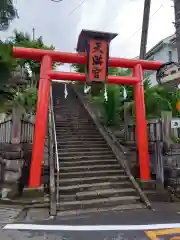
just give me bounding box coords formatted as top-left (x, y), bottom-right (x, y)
top-left (87, 39), bottom-right (108, 83)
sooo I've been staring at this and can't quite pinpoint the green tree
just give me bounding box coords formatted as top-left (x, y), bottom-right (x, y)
top-left (73, 63), bottom-right (180, 123)
top-left (121, 77), bottom-right (180, 119)
top-left (4, 87), bottom-right (38, 115)
top-left (0, 41), bottom-right (17, 109)
top-left (0, 41), bottom-right (17, 85)
top-left (73, 63), bottom-right (85, 73)
top-left (0, 30), bottom-right (57, 114)
top-left (0, 0), bottom-right (18, 31)
top-left (8, 30), bottom-right (57, 87)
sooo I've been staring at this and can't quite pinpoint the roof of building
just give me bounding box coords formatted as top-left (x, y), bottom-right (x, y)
top-left (76, 29), bottom-right (118, 53)
top-left (145, 34), bottom-right (176, 59)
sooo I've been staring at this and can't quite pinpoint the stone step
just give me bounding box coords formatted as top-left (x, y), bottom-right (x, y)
top-left (60, 188), bottom-right (137, 201)
top-left (57, 169), bottom-right (124, 178)
top-left (58, 195), bottom-right (140, 211)
top-left (55, 113), bottom-right (91, 116)
top-left (55, 113), bottom-right (88, 115)
top-left (55, 124), bottom-right (94, 128)
top-left (57, 175), bottom-right (129, 186)
top-left (56, 138), bottom-right (105, 143)
top-left (54, 110), bottom-right (89, 113)
top-left (55, 126), bottom-right (96, 130)
top-left (56, 136), bottom-right (103, 140)
top-left (56, 126), bottom-right (97, 130)
top-left (58, 150), bottom-right (113, 157)
top-left (56, 134), bottom-right (102, 138)
top-left (55, 115), bottom-right (91, 119)
top-left (55, 121), bottom-right (95, 125)
top-left (55, 122), bottom-right (95, 126)
top-left (59, 159), bottom-right (117, 166)
top-left (57, 203), bottom-right (145, 218)
top-left (54, 105), bottom-right (85, 107)
top-left (59, 164), bottom-right (123, 172)
top-left (57, 141), bottom-right (106, 146)
top-left (54, 107), bottom-right (88, 111)
top-left (59, 181), bottom-right (131, 194)
top-left (56, 126), bottom-right (96, 130)
top-left (59, 154), bottom-right (115, 161)
top-left (55, 108), bottom-right (87, 110)
top-left (55, 123), bottom-right (93, 126)
top-left (54, 109), bottom-right (89, 113)
top-left (54, 107), bottom-right (87, 110)
top-left (58, 181), bottom-right (132, 193)
top-left (59, 147), bottom-right (110, 152)
top-left (55, 115), bottom-right (92, 118)
top-left (56, 131), bottom-right (100, 135)
top-left (56, 130), bottom-right (99, 134)
top-left (55, 121), bottom-right (93, 124)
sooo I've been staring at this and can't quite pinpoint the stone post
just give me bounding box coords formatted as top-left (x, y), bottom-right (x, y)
top-left (11, 107), bottom-right (22, 144)
top-left (161, 111), bottom-right (174, 148)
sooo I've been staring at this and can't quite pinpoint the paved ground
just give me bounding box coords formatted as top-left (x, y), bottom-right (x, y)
top-left (1, 203), bottom-right (180, 239)
top-left (0, 205), bottom-right (22, 225)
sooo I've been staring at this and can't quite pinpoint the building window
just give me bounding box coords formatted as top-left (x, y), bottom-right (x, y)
top-left (168, 50), bottom-right (172, 62)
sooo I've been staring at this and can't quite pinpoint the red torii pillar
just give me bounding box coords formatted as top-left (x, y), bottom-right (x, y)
top-left (13, 47), bottom-right (163, 187)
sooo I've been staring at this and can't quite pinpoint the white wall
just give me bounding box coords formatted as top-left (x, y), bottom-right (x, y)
top-left (147, 44), bottom-right (178, 86)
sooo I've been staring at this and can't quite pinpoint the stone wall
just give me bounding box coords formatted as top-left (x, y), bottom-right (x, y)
top-left (163, 143), bottom-right (180, 190)
top-left (0, 143), bottom-right (24, 198)
top-left (0, 137), bottom-right (49, 199)
top-left (118, 131), bottom-right (180, 193)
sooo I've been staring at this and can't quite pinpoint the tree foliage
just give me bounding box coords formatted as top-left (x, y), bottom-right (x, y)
top-left (73, 63), bottom-right (180, 125)
top-left (4, 87), bottom-right (38, 115)
top-left (0, 41), bottom-right (17, 86)
top-left (0, 30), bottom-right (58, 114)
top-left (0, 0), bottom-right (18, 31)
top-left (9, 30), bottom-right (56, 80)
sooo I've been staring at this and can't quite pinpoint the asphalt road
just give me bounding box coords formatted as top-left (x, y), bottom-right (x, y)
top-left (1, 203), bottom-right (180, 239)
top-left (0, 229), bottom-right (149, 240)
top-left (2, 225), bottom-right (180, 240)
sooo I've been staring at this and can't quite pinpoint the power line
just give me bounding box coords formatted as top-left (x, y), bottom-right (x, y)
top-left (50, 0), bottom-right (86, 16)
top-left (120, 4), bottom-right (164, 46)
top-left (50, 0), bottom-right (63, 2)
top-left (67, 0), bottom-right (86, 17)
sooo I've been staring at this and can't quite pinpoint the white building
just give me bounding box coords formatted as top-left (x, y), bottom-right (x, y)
top-left (145, 34), bottom-right (178, 85)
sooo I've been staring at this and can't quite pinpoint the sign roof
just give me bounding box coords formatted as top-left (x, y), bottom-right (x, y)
top-left (76, 29), bottom-right (118, 53)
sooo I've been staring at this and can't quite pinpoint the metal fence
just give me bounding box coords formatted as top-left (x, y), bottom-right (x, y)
top-left (125, 119), bottom-right (164, 188)
top-left (0, 119), bottom-right (12, 143)
top-left (0, 117), bottom-right (34, 144)
top-left (125, 119), bottom-right (162, 143)
top-left (21, 119), bottom-right (34, 143)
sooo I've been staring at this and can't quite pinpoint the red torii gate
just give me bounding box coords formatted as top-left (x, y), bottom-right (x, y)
top-left (13, 44), bottom-right (163, 187)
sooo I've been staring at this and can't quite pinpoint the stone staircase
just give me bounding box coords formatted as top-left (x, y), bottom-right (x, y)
top-left (52, 83), bottom-right (147, 217)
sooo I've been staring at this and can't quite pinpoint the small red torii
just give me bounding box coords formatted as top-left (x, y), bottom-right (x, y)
top-left (12, 30), bottom-right (163, 187)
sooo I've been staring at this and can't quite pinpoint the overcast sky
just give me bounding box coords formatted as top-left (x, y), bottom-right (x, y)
top-left (1, 0), bottom-right (175, 71)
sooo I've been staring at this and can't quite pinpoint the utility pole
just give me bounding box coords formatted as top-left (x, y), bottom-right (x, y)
top-left (32, 27), bottom-right (35, 41)
top-left (32, 27), bottom-right (35, 87)
top-left (174, 0), bottom-right (180, 64)
top-left (139, 0), bottom-right (151, 59)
